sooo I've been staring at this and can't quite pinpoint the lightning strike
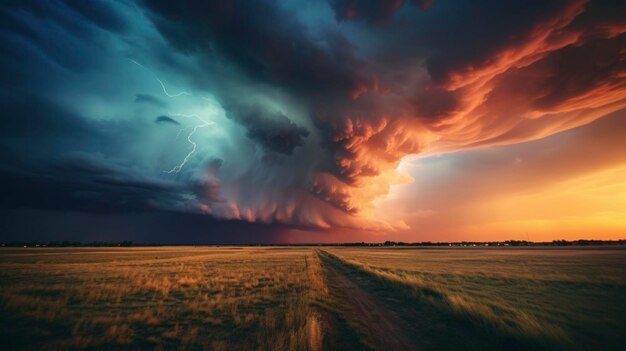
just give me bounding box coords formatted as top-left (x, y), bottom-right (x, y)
top-left (129, 59), bottom-right (192, 97)
top-left (164, 113), bottom-right (215, 174)
top-left (155, 77), bottom-right (192, 98)
top-left (129, 59), bottom-right (215, 174)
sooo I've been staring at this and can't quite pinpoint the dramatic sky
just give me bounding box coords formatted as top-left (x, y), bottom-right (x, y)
top-left (1, 0), bottom-right (625, 243)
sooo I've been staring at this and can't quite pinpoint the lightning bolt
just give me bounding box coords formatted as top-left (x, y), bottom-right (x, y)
top-left (164, 113), bottom-right (214, 174)
top-left (129, 59), bottom-right (192, 97)
top-left (129, 59), bottom-right (215, 174)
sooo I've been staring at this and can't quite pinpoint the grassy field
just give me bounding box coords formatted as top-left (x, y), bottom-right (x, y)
top-left (1, 246), bottom-right (624, 350)
top-left (322, 247), bottom-right (626, 350)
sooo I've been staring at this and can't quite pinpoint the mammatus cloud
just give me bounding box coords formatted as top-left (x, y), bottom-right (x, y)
top-left (0, 0), bottom-right (624, 236)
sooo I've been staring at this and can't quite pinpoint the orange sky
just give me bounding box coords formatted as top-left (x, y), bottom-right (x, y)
top-left (281, 109), bottom-right (626, 243)
top-left (374, 110), bottom-right (626, 241)
top-left (1, 0), bottom-right (625, 244)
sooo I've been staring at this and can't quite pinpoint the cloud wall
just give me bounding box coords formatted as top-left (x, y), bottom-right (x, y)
top-left (0, 0), bottom-right (624, 238)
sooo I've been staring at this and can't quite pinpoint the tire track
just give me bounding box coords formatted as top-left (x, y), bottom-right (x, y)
top-left (318, 250), bottom-right (418, 351)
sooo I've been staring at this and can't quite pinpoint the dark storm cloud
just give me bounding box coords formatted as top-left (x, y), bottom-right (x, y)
top-left (227, 106), bottom-right (310, 155)
top-left (139, 0), bottom-right (370, 96)
top-left (0, 6), bottom-right (82, 70)
top-left (331, 0), bottom-right (405, 25)
top-left (136, 94), bottom-right (166, 107)
top-left (330, 0), bottom-right (432, 25)
top-left (135, 0), bottom-right (626, 229)
top-left (477, 33), bottom-right (626, 116)
top-left (0, 153), bottom-right (221, 214)
top-left (155, 115), bottom-right (180, 125)
top-left (61, 0), bottom-right (129, 33)
top-left (0, 93), bottom-right (95, 138)
top-left (0, 93), bottom-right (106, 169)
top-left (518, 35), bottom-right (626, 111)
top-left (0, 0), bottom-right (624, 238)
top-left (421, 0), bottom-right (577, 86)
top-left (0, 0), bottom-right (236, 238)
top-left (0, 0), bottom-right (129, 71)
top-left (0, 89), bottom-right (212, 219)
top-left (0, 209), bottom-right (298, 244)
top-left (411, 87), bottom-right (461, 120)
top-left (0, 0), bottom-right (128, 35)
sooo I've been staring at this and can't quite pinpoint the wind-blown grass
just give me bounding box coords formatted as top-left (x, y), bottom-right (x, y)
top-left (0, 247), bottom-right (325, 350)
top-left (1, 246), bottom-right (624, 350)
top-left (323, 247), bottom-right (626, 351)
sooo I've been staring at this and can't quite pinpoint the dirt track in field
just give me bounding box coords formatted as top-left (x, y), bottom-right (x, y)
top-left (319, 251), bottom-right (418, 351)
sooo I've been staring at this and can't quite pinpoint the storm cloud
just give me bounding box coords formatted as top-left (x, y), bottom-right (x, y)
top-left (0, 0), bottom-right (624, 241)
top-left (155, 115), bottom-right (180, 125)
top-left (226, 105), bottom-right (310, 155)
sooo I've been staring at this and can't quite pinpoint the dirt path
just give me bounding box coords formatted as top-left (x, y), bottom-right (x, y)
top-left (319, 251), bottom-right (418, 351)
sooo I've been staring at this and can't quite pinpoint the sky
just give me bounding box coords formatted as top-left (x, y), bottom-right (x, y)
top-left (0, 0), bottom-right (625, 243)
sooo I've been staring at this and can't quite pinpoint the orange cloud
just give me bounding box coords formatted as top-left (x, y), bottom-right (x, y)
top-left (306, 2), bottom-right (626, 232)
top-left (374, 110), bottom-right (626, 241)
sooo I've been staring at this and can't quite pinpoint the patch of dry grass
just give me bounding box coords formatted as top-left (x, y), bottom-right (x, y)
top-left (323, 247), bottom-right (626, 350)
top-left (0, 247), bottom-right (326, 350)
top-left (2, 246), bottom-right (624, 350)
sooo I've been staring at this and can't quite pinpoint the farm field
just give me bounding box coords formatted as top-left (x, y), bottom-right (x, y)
top-left (1, 246), bottom-right (625, 350)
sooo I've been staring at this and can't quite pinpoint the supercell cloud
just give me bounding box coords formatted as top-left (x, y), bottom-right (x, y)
top-left (0, 0), bottom-right (624, 240)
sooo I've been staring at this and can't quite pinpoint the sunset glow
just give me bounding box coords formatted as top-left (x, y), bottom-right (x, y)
top-left (0, 0), bottom-right (625, 243)
top-left (1, 2), bottom-right (626, 350)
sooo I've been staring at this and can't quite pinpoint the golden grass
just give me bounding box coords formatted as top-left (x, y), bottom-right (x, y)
top-left (0, 247), bottom-right (326, 350)
top-left (2, 246), bottom-right (624, 350)
top-left (321, 249), bottom-right (569, 339)
top-left (323, 247), bottom-right (626, 348)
